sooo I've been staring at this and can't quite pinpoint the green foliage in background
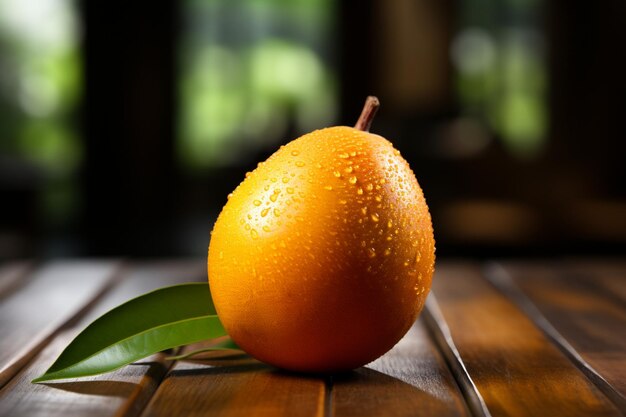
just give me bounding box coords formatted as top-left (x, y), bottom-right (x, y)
top-left (0, 0), bottom-right (82, 225)
top-left (178, 0), bottom-right (337, 171)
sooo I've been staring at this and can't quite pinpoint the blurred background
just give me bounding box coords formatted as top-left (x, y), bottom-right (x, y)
top-left (0, 0), bottom-right (624, 260)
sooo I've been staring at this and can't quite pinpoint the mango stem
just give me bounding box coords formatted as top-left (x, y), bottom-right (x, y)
top-left (354, 96), bottom-right (380, 132)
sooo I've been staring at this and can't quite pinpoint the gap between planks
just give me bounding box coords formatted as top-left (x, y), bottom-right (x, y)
top-left (484, 261), bottom-right (626, 412)
top-left (423, 295), bottom-right (492, 417)
top-left (0, 261), bottom-right (124, 390)
top-left (423, 262), bottom-right (625, 417)
top-left (323, 376), bottom-right (333, 417)
top-left (139, 312), bottom-right (470, 417)
top-left (0, 260), bottom-right (207, 417)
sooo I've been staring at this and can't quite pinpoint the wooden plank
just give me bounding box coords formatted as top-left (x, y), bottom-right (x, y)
top-left (486, 261), bottom-right (626, 410)
top-left (0, 262), bottom-right (33, 300)
top-left (0, 261), bottom-right (120, 388)
top-left (331, 318), bottom-right (472, 417)
top-left (144, 288), bottom-right (470, 417)
top-left (425, 262), bottom-right (624, 417)
top-left (141, 347), bottom-right (325, 417)
top-left (0, 260), bottom-right (206, 417)
top-left (564, 259), bottom-right (626, 302)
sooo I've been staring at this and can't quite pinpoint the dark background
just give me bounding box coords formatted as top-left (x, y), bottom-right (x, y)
top-left (1, 0), bottom-right (624, 260)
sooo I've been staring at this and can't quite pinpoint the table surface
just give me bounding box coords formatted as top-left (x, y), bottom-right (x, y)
top-left (0, 259), bottom-right (624, 417)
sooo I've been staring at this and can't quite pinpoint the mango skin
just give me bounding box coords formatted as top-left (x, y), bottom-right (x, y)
top-left (208, 126), bottom-right (435, 373)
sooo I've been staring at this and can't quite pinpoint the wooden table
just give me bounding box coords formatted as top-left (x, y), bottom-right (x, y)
top-left (0, 259), bottom-right (624, 417)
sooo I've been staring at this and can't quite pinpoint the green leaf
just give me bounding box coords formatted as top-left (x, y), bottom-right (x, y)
top-left (33, 282), bottom-right (227, 383)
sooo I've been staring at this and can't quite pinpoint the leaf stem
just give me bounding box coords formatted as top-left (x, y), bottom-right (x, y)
top-left (354, 96), bottom-right (380, 132)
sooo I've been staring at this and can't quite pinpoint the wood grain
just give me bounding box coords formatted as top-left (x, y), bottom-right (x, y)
top-left (1, 259), bottom-right (623, 417)
top-left (487, 261), bottom-right (626, 410)
top-left (565, 259), bottom-right (626, 302)
top-left (141, 347), bottom-right (325, 417)
top-left (144, 288), bottom-right (471, 417)
top-left (426, 262), bottom-right (624, 417)
top-left (0, 261), bottom-right (120, 388)
top-left (331, 318), bottom-right (471, 417)
top-left (0, 260), bottom-right (206, 417)
top-left (0, 262), bottom-right (33, 300)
